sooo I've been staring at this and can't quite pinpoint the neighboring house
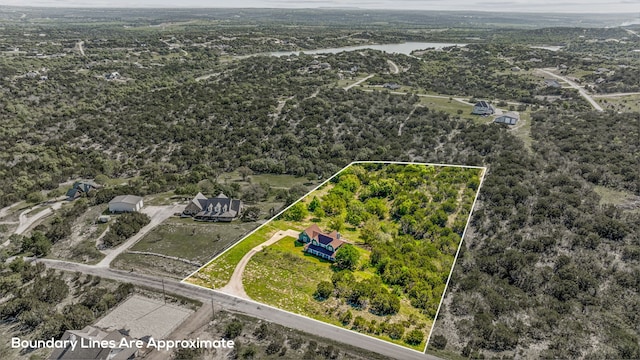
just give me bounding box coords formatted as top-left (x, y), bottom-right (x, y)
top-left (66, 180), bottom-right (100, 201)
top-left (511, 66), bottom-right (521, 72)
top-left (109, 195), bottom-right (144, 213)
top-left (383, 83), bottom-right (401, 90)
top-left (184, 192), bottom-right (243, 222)
top-left (49, 326), bottom-right (138, 360)
top-left (105, 72), bottom-right (120, 80)
top-left (298, 224), bottom-right (346, 262)
top-left (494, 112), bottom-right (520, 125)
top-left (472, 101), bottom-right (495, 115)
top-left (544, 79), bottom-right (562, 88)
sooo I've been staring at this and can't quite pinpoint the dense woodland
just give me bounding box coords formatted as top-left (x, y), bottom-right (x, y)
top-left (0, 9), bottom-right (639, 359)
top-left (0, 259), bottom-right (133, 356)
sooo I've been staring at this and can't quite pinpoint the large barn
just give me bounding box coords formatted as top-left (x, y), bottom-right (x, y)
top-left (108, 195), bottom-right (144, 213)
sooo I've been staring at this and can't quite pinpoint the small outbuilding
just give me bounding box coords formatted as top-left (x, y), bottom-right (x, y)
top-left (494, 112), bottom-right (520, 125)
top-left (109, 195), bottom-right (144, 213)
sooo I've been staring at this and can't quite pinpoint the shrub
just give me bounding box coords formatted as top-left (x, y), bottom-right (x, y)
top-left (224, 320), bottom-right (243, 339)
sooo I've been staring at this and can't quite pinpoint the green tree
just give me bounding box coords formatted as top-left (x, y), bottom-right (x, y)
top-left (387, 323), bottom-right (404, 340)
top-left (407, 330), bottom-right (426, 346)
top-left (283, 202), bottom-right (308, 221)
top-left (237, 166), bottom-right (253, 181)
top-left (340, 310), bottom-right (353, 325)
top-left (224, 320), bottom-right (243, 339)
top-left (241, 206), bottom-right (261, 222)
top-left (328, 215), bottom-right (345, 232)
top-left (308, 196), bottom-right (321, 212)
top-left (314, 281), bottom-right (334, 300)
top-left (335, 244), bottom-right (360, 270)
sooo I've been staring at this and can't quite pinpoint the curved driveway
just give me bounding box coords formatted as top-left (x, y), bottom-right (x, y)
top-left (218, 229), bottom-right (299, 298)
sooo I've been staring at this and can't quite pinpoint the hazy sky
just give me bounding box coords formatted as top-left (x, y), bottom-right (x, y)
top-left (1, 0), bottom-right (640, 13)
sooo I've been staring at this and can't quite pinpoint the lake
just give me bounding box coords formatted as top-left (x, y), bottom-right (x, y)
top-left (269, 42), bottom-right (467, 57)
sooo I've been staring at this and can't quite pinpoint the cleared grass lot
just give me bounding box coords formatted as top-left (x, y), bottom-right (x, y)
top-left (130, 218), bottom-right (258, 264)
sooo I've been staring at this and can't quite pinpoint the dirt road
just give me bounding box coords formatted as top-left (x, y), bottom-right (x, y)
top-left (218, 229), bottom-right (299, 298)
top-left (388, 59), bottom-right (399, 74)
top-left (75, 41), bottom-right (85, 56)
top-left (344, 74), bottom-right (375, 90)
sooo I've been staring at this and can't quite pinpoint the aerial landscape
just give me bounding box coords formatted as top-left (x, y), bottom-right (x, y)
top-left (0, 2), bottom-right (638, 360)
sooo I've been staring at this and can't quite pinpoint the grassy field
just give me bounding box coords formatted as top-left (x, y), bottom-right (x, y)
top-left (595, 94), bottom-right (640, 113)
top-left (418, 96), bottom-right (474, 120)
top-left (242, 234), bottom-right (429, 351)
top-left (593, 185), bottom-right (640, 213)
top-left (112, 253), bottom-right (199, 279)
top-left (186, 220), bottom-right (291, 289)
top-left (130, 218), bottom-right (259, 264)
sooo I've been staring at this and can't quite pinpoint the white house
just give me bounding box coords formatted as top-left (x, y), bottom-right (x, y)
top-left (109, 195), bottom-right (144, 213)
top-left (494, 112), bottom-right (520, 125)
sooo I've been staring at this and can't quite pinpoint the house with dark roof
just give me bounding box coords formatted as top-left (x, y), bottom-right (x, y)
top-left (66, 180), bottom-right (100, 201)
top-left (298, 224), bottom-right (346, 261)
top-left (494, 112), bottom-right (520, 125)
top-left (49, 326), bottom-right (138, 360)
top-left (472, 101), bottom-right (495, 115)
top-left (184, 192), bottom-right (243, 222)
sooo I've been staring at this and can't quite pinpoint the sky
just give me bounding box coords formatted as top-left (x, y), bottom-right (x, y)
top-left (1, 0), bottom-right (639, 13)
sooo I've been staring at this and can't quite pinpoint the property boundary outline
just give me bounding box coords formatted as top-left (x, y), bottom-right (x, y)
top-left (181, 160), bottom-right (487, 354)
top-left (424, 164), bottom-right (487, 350)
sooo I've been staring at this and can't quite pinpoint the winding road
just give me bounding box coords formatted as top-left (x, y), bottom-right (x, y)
top-left (538, 69), bottom-right (603, 111)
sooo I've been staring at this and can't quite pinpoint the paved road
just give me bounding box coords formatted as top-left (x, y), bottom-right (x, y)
top-left (35, 258), bottom-right (436, 360)
top-left (538, 69), bottom-right (603, 111)
top-left (96, 205), bottom-right (183, 268)
top-left (219, 229), bottom-right (299, 298)
top-left (344, 74), bottom-right (375, 90)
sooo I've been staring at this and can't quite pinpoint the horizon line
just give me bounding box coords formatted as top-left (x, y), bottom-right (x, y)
top-left (0, 5), bottom-right (637, 15)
